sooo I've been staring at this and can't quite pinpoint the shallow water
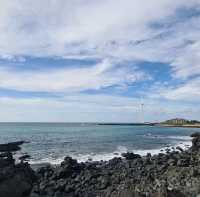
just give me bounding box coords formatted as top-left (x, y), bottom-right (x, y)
top-left (0, 123), bottom-right (199, 164)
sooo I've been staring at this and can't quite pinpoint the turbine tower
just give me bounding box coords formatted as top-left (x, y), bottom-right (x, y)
top-left (141, 102), bottom-right (144, 123)
top-left (140, 97), bottom-right (145, 123)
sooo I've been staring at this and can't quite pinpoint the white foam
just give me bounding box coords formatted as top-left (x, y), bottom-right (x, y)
top-left (134, 148), bottom-right (161, 156)
top-left (144, 134), bottom-right (192, 141)
top-left (166, 135), bottom-right (192, 141)
top-left (29, 146), bottom-right (127, 164)
top-left (29, 135), bottom-right (193, 165)
top-left (30, 157), bottom-right (65, 165)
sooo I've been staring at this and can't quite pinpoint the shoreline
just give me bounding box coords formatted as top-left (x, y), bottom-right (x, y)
top-left (26, 135), bottom-right (192, 165)
top-left (1, 121), bottom-right (200, 128)
top-left (30, 141), bottom-right (191, 166)
top-left (1, 133), bottom-right (200, 197)
top-left (30, 139), bottom-right (192, 172)
top-left (157, 124), bottom-right (200, 128)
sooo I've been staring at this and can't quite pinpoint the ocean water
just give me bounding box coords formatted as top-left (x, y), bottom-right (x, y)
top-left (0, 123), bottom-right (199, 164)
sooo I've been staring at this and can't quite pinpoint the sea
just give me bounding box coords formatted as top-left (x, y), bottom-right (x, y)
top-left (0, 122), bottom-right (199, 164)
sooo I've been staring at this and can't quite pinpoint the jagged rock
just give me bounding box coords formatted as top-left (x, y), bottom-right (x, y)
top-left (3, 135), bottom-right (200, 197)
top-left (108, 157), bottom-right (122, 166)
top-left (191, 132), bottom-right (200, 151)
top-left (0, 160), bottom-right (36, 197)
top-left (19, 154), bottom-right (31, 162)
top-left (0, 141), bottom-right (28, 152)
top-left (176, 146), bottom-right (184, 152)
top-left (0, 152), bottom-right (15, 168)
top-left (0, 141), bottom-right (36, 197)
top-left (121, 152), bottom-right (141, 160)
top-left (190, 132), bottom-right (200, 138)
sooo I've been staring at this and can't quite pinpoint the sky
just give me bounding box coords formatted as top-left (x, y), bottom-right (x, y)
top-left (0, 0), bottom-right (200, 122)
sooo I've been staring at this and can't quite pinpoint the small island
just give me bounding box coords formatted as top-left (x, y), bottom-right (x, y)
top-left (159, 118), bottom-right (200, 128)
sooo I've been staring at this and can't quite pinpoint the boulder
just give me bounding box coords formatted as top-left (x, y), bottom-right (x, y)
top-left (0, 141), bottom-right (28, 152)
top-left (19, 154), bottom-right (31, 163)
top-left (121, 152), bottom-right (141, 160)
top-left (176, 146), bottom-right (184, 152)
top-left (0, 159), bottom-right (36, 197)
top-left (61, 156), bottom-right (78, 167)
top-left (190, 132), bottom-right (200, 138)
top-left (0, 152), bottom-right (15, 168)
top-left (191, 132), bottom-right (200, 151)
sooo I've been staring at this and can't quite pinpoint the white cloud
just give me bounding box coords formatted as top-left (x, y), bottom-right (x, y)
top-left (171, 41), bottom-right (200, 79)
top-left (0, 95), bottom-right (142, 122)
top-left (0, 0), bottom-right (199, 59)
top-left (0, 0), bottom-right (200, 121)
top-left (1, 94), bottom-right (199, 122)
top-left (148, 77), bottom-right (200, 102)
top-left (0, 60), bottom-right (147, 92)
top-left (161, 77), bottom-right (200, 102)
top-left (0, 0), bottom-right (200, 82)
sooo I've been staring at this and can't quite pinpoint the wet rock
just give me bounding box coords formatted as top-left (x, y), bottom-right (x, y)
top-left (0, 141), bottom-right (28, 152)
top-left (0, 152), bottom-right (15, 167)
top-left (191, 132), bottom-right (200, 151)
top-left (0, 160), bottom-right (36, 197)
top-left (19, 154), bottom-right (31, 162)
top-left (176, 146), bottom-right (184, 152)
top-left (190, 132), bottom-right (200, 138)
top-left (165, 148), bottom-right (171, 153)
top-left (121, 152), bottom-right (141, 160)
top-left (61, 157), bottom-right (78, 167)
top-left (3, 135), bottom-right (200, 197)
top-left (0, 141), bottom-right (36, 197)
top-left (108, 157), bottom-right (122, 166)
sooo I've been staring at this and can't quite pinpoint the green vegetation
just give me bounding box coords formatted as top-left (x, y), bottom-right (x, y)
top-left (161, 118), bottom-right (200, 126)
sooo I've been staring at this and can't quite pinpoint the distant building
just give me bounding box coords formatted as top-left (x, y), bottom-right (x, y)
top-left (163, 118), bottom-right (189, 125)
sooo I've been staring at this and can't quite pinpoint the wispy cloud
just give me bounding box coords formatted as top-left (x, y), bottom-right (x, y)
top-left (0, 94), bottom-right (199, 122)
top-left (0, 0), bottom-right (200, 121)
top-left (0, 60), bottom-right (148, 92)
top-left (161, 77), bottom-right (200, 102)
top-left (0, 0), bottom-right (199, 59)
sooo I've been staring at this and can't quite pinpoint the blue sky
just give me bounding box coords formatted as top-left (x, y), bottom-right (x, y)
top-left (0, 0), bottom-right (200, 122)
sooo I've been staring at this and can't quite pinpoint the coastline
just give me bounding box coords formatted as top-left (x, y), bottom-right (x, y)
top-left (156, 124), bottom-right (200, 128)
top-left (1, 133), bottom-right (200, 197)
top-left (98, 122), bottom-right (200, 128)
top-left (26, 135), bottom-right (192, 165)
top-left (1, 123), bottom-right (197, 168)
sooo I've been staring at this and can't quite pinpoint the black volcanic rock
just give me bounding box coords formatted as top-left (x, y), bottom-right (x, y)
top-left (30, 134), bottom-right (200, 197)
top-left (0, 162), bottom-right (36, 197)
top-left (191, 132), bottom-right (200, 151)
top-left (0, 152), bottom-right (15, 168)
top-left (19, 154), bottom-right (31, 162)
top-left (190, 132), bottom-right (200, 138)
top-left (0, 141), bottom-right (28, 152)
top-left (3, 135), bottom-right (200, 197)
top-left (0, 141), bottom-right (36, 197)
top-left (121, 152), bottom-right (141, 160)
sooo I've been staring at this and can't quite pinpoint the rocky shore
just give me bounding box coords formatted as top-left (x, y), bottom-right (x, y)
top-left (2, 133), bottom-right (200, 197)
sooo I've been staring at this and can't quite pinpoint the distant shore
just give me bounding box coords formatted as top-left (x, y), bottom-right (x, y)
top-left (98, 122), bottom-right (156, 126)
top-left (98, 122), bottom-right (200, 128)
top-left (157, 123), bottom-right (200, 128)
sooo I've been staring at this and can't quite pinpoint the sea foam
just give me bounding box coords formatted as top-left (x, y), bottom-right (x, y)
top-left (29, 135), bottom-right (192, 164)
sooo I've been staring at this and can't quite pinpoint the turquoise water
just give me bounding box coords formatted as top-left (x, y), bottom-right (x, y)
top-left (0, 123), bottom-right (199, 164)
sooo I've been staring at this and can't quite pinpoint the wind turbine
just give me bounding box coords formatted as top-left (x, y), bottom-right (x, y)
top-left (140, 97), bottom-right (145, 123)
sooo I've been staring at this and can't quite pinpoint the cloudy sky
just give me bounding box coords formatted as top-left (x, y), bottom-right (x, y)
top-left (0, 0), bottom-right (200, 122)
